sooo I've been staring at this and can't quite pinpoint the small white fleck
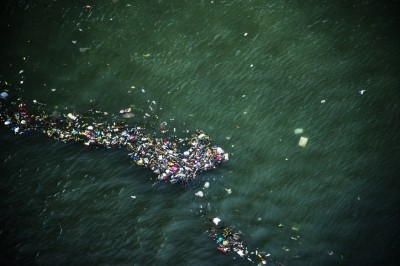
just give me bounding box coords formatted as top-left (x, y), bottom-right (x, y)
top-left (321, 99), bottom-right (326, 103)
top-left (250, 64), bottom-right (253, 67)
top-left (244, 32), bottom-right (248, 36)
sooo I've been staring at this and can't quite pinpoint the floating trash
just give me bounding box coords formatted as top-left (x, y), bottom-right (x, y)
top-left (298, 136), bottom-right (308, 147)
top-left (0, 92), bottom-right (8, 99)
top-left (79, 47), bottom-right (90, 52)
top-left (294, 128), bottom-right (304, 134)
top-left (195, 191), bottom-right (204, 197)
top-left (212, 217), bottom-right (221, 225)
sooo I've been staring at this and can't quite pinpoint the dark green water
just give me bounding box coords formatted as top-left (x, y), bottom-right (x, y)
top-left (1, 0), bottom-right (400, 265)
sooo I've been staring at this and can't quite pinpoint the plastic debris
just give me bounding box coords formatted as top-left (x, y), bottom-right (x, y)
top-left (0, 92), bottom-right (9, 99)
top-left (67, 113), bottom-right (77, 120)
top-left (79, 47), bottom-right (90, 52)
top-left (225, 188), bottom-right (232, 194)
top-left (203, 182), bottom-right (210, 189)
top-left (294, 128), bottom-right (303, 134)
top-left (130, 195), bottom-right (136, 199)
top-left (195, 191), bottom-right (204, 197)
top-left (212, 217), bottom-right (221, 225)
top-left (298, 137), bottom-right (308, 147)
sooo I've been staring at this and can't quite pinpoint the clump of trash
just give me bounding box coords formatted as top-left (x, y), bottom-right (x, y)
top-left (207, 217), bottom-right (272, 264)
top-left (0, 93), bottom-right (229, 184)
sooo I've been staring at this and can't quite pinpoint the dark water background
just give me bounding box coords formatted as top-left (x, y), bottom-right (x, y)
top-left (1, 0), bottom-right (400, 265)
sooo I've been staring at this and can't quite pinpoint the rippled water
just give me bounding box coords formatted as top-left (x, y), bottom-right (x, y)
top-left (1, 0), bottom-right (400, 265)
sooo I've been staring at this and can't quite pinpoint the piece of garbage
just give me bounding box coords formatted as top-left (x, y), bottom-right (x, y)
top-left (0, 92), bottom-right (9, 99)
top-left (130, 195), bottom-right (136, 199)
top-left (87, 126), bottom-right (93, 130)
top-left (203, 182), bottom-right (210, 189)
top-left (321, 99), bottom-right (326, 103)
top-left (225, 188), bottom-right (232, 194)
top-left (72, 40), bottom-right (77, 44)
top-left (51, 88), bottom-right (56, 92)
top-left (195, 191), bottom-right (204, 197)
top-left (291, 226), bottom-right (299, 231)
top-left (120, 108), bottom-right (131, 114)
top-left (122, 113), bottom-right (135, 118)
top-left (79, 47), bottom-right (90, 52)
top-left (67, 113), bottom-right (77, 120)
top-left (224, 153), bottom-right (229, 160)
top-left (359, 89), bottom-right (366, 95)
top-left (298, 136), bottom-right (308, 147)
top-left (294, 128), bottom-right (303, 134)
top-left (4, 120), bottom-right (11, 125)
top-left (212, 217), bottom-right (221, 225)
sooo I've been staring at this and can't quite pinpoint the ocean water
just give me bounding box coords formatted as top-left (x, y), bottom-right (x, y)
top-left (1, 0), bottom-right (400, 265)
